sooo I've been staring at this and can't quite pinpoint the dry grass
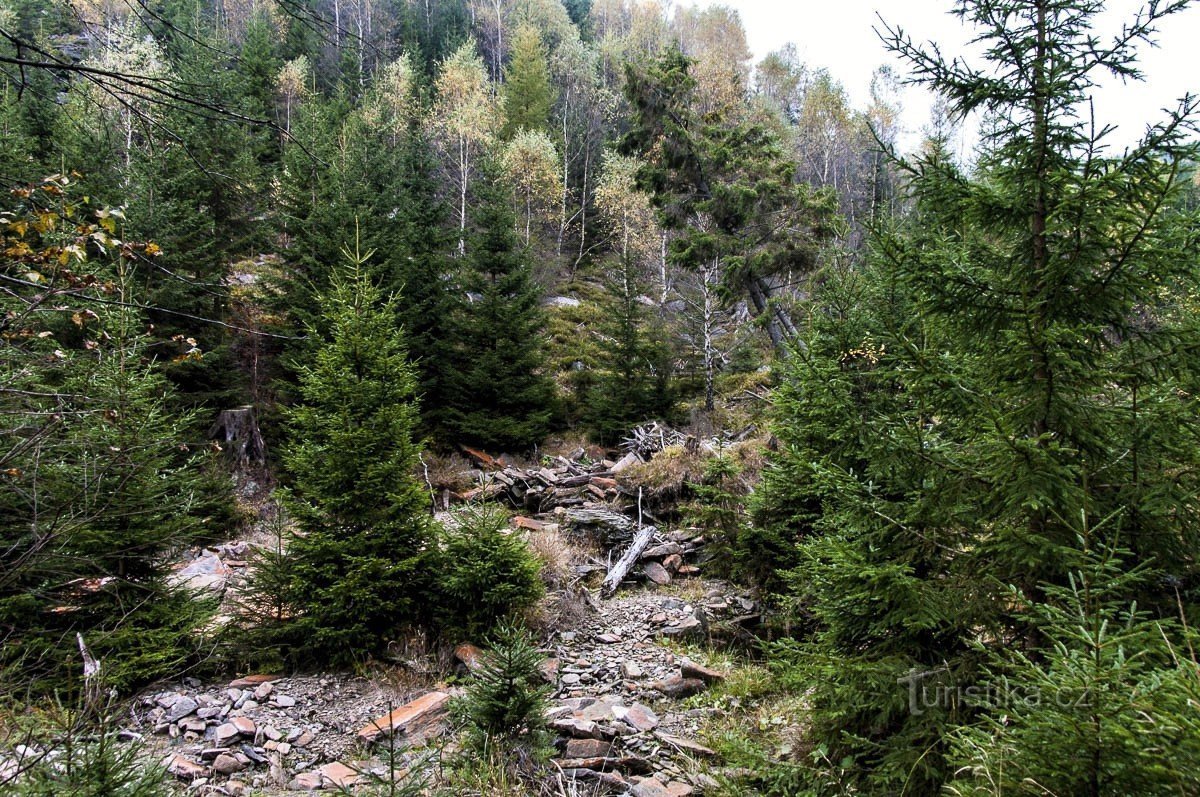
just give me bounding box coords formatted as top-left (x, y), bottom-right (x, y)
top-left (524, 524), bottom-right (601, 634)
top-left (619, 444), bottom-right (706, 509)
top-left (538, 432), bottom-right (607, 463)
top-left (618, 435), bottom-right (770, 514)
top-left (419, 451), bottom-right (476, 495)
top-left (525, 525), bottom-right (600, 590)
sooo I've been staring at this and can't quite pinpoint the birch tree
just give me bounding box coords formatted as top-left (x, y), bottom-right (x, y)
top-left (430, 42), bottom-right (499, 253)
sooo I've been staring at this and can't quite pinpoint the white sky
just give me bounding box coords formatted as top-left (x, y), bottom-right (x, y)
top-left (686, 0), bottom-right (1200, 155)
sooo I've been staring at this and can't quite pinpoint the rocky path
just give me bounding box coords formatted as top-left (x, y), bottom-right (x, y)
top-left (535, 578), bottom-right (757, 797)
top-left (132, 574), bottom-right (756, 796)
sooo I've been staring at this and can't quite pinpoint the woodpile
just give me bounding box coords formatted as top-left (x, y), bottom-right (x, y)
top-left (449, 425), bottom-right (743, 596)
top-left (620, 421), bottom-right (758, 459)
top-left (457, 448), bottom-right (635, 513)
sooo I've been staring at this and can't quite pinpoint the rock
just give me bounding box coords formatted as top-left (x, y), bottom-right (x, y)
top-left (612, 703), bottom-right (659, 732)
top-left (681, 658), bottom-right (726, 684)
top-left (512, 515), bottom-right (552, 531)
top-left (597, 632), bottom-right (622, 644)
top-left (631, 776), bottom-right (694, 797)
top-left (214, 723), bottom-right (240, 746)
top-left (660, 616), bottom-right (703, 637)
top-left (561, 769), bottom-right (628, 788)
top-left (550, 717), bottom-right (603, 739)
top-left (226, 780), bottom-right (247, 796)
top-left (643, 562), bottom-right (672, 585)
top-left (358, 691), bottom-right (450, 745)
top-left (564, 738), bottom-right (613, 759)
top-left (228, 674), bottom-right (280, 689)
top-left (253, 682), bottom-right (274, 699)
top-left (556, 755), bottom-right (650, 774)
top-left (662, 554), bottom-right (684, 573)
top-left (611, 451), bottom-right (642, 473)
top-left (212, 753), bottom-right (245, 775)
top-left (164, 696), bottom-right (198, 723)
top-left (621, 661), bottom-right (644, 679)
top-left (170, 549), bottom-right (230, 593)
top-left (164, 754), bottom-right (207, 781)
top-left (654, 732), bottom-right (716, 757)
top-left (642, 542), bottom-right (683, 559)
top-left (231, 716), bottom-right (256, 736)
top-left (676, 565), bottom-right (701, 577)
top-left (273, 695), bottom-right (296, 708)
top-left (239, 744), bottom-right (267, 764)
top-left (286, 771), bottom-right (322, 791)
top-left (539, 658), bottom-right (560, 682)
top-left (319, 762), bottom-right (361, 789)
top-left (652, 675), bottom-right (706, 699)
top-left (179, 718), bottom-right (207, 734)
top-left (454, 643), bottom-right (484, 672)
top-left (562, 673), bottom-right (581, 685)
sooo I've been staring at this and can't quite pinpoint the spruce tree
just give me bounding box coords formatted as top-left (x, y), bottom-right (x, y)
top-left (621, 45), bottom-right (838, 353)
top-left (1, 184), bottom-right (229, 692)
top-left (585, 252), bottom-right (675, 444)
top-left (275, 245), bottom-right (435, 664)
top-left (275, 72), bottom-right (456, 432)
top-left (757, 1), bottom-right (1200, 791)
top-left (947, 546), bottom-right (1200, 796)
top-left (437, 166), bottom-right (557, 452)
top-left (501, 24), bottom-right (555, 138)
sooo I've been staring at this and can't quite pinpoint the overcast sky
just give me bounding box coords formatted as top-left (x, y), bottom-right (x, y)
top-left (688, 0), bottom-right (1200, 155)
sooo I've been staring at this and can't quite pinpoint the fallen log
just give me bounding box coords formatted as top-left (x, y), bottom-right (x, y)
top-left (601, 524), bottom-right (657, 598)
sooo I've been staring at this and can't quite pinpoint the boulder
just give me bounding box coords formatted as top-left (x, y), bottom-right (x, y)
top-left (358, 691), bottom-right (450, 745)
top-left (651, 675), bottom-right (706, 699)
top-left (228, 674), bottom-right (280, 689)
top-left (164, 754), bottom-right (207, 781)
top-left (654, 732), bottom-right (717, 757)
top-left (680, 658), bottom-right (726, 684)
top-left (163, 696), bottom-right (198, 724)
top-left (643, 562), bottom-right (671, 586)
top-left (564, 738), bottom-right (613, 759)
top-left (319, 762), bottom-right (361, 789)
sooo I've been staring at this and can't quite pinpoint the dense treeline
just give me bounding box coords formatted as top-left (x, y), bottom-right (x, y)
top-left (3, 0), bottom-right (1200, 793)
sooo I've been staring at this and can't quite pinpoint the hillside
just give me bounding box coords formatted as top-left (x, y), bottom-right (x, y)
top-left (3, 0), bottom-right (1200, 795)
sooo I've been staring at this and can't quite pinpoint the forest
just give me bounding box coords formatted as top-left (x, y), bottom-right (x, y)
top-left (2, 0), bottom-right (1200, 794)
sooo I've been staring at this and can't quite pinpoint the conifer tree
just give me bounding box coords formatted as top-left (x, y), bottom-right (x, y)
top-left (501, 24), bottom-right (555, 138)
top-left (275, 245), bottom-right (435, 663)
top-left (757, 1), bottom-right (1200, 791)
top-left (622, 45), bottom-right (838, 352)
top-left (585, 252), bottom-right (675, 444)
top-left (1, 184), bottom-right (230, 692)
top-left (437, 166), bottom-right (557, 452)
top-left (947, 546), bottom-right (1200, 796)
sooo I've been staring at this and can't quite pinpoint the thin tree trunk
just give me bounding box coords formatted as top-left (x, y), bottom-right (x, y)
top-left (703, 260), bottom-right (717, 412)
top-left (458, 135), bottom-right (468, 255)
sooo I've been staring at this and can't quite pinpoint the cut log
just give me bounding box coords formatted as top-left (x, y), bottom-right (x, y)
top-left (459, 446), bottom-right (500, 470)
top-left (601, 524), bottom-right (657, 598)
top-left (558, 471), bottom-right (614, 487)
